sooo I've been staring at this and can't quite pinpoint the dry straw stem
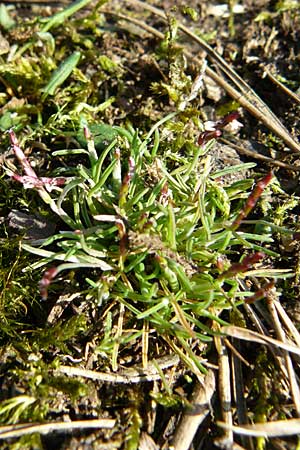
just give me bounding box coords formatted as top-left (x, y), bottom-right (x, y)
top-left (225, 301), bottom-right (300, 421)
top-left (0, 419), bottom-right (116, 440)
top-left (267, 297), bottom-right (300, 416)
top-left (264, 67), bottom-right (300, 105)
top-left (220, 137), bottom-right (300, 171)
top-left (274, 299), bottom-right (300, 348)
top-left (230, 339), bottom-right (255, 450)
top-left (55, 354), bottom-right (180, 384)
top-left (218, 418), bottom-right (300, 438)
top-left (222, 325), bottom-right (300, 356)
top-left (244, 302), bottom-right (289, 381)
top-left (214, 332), bottom-right (233, 448)
top-left (107, 0), bottom-right (300, 154)
top-left (171, 369), bottom-right (215, 450)
top-left (221, 299), bottom-right (300, 441)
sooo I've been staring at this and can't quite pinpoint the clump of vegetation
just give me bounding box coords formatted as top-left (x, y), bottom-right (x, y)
top-left (0, 0), bottom-right (300, 449)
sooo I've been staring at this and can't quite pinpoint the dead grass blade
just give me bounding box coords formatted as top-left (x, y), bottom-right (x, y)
top-left (214, 333), bottom-right (233, 448)
top-left (220, 137), bottom-right (300, 171)
top-left (55, 354), bottom-right (180, 384)
top-left (231, 339), bottom-right (255, 450)
top-left (267, 297), bottom-right (300, 416)
top-left (222, 325), bottom-right (300, 356)
top-left (217, 418), bottom-right (300, 437)
top-left (244, 302), bottom-right (290, 381)
top-left (274, 299), bottom-right (300, 349)
top-left (0, 419), bottom-right (115, 440)
top-left (264, 67), bottom-right (300, 105)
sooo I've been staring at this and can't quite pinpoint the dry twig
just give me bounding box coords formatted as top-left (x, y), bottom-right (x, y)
top-left (0, 419), bottom-right (115, 440)
top-left (171, 370), bottom-right (215, 450)
top-left (55, 354), bottom-right (180, 383)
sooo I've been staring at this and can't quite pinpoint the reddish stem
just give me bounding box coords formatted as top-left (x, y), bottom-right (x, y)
top-left (245, 281), bottom-right (275, 304)
top-left (39, 267), bottom-right (58, 300)
top-left (9, 130), bottom-right (38, 180)
top-left (231, 172), bottom-right (273, 230)
top-left (198, 129), bottom-right (222, 146)
top-left (198, 111), bottom-right (240, 146)
top-left (219, 251), bottom-right (265, 279)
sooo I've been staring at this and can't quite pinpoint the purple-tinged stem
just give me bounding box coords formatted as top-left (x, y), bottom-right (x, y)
top-left (231, 172), bottom-right (273, 231)
top-left (245, 281), bottom-right (275, 304)
top-left (218, 251), bottom-right (265, 280)
top-left (39, 267), bottom-right (58, 300)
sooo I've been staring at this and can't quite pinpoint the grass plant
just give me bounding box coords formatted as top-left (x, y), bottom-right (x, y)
top-left (0, 0), bottom-right (299, 448)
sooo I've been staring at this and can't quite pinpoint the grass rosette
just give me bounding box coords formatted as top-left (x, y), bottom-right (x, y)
top-left (6, 112), bottom-right (290, 375)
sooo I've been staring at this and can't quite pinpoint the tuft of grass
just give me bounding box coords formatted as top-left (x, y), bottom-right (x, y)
top-left (7, 116), bottom-right (292, 379)
top-left (0, 1), bottom-right (299, 447)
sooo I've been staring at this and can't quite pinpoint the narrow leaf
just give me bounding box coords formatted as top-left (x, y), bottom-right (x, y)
top-left (42, 51), bottom-right (81, 100)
